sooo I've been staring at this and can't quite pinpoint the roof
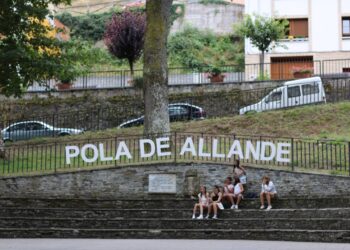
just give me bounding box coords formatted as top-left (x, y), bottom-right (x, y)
top-left (53, 18), bottom-right (70, 41)
top-left (227, 0), bottom-right (245, 5)
top-left (283, 77), bottom-right (322, 86)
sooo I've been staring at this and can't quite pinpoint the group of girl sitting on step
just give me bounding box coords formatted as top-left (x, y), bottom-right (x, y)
top-left (192, 160), bottom-right (277, 219)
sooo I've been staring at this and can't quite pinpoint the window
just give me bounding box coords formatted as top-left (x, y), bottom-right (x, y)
top-left (7, 124), bottom-right (26, 132)
top-left (342, 17), bottom-right (350, 37)
top-left (343, 68), bottom-right (350, 73)
top-left (286, 18), bottom-right (309, 38)
top-left (288, 86), bottom-right (301, 98)
top-left (267, 91), bottom-right (282, 102)
top-left (26, 122), bottom-right (45, 131)
top-left (169, 106), bottom-right (188, 116)
top-left (302, 83), bottom-right (319, 95)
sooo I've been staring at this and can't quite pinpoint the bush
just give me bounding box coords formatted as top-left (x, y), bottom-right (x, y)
top-left (168, 26), bottom-right (244, 71)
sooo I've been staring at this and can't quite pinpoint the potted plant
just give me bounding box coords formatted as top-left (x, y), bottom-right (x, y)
top-left (206, 66), bottom-right (226, 83)
top-left (56, 76), bottom-right (75, 90)
top-left (291, 66), bottom-right (313, 79)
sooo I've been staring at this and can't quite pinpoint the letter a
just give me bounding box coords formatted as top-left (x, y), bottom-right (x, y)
top-left (180, 137), bottom-right (197, 156)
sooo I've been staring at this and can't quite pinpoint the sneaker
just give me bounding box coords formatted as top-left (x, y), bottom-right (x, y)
top-left (235, 205), bottom-right (238, 209)
top-left (260, 205), bottom-right (265, 209)
top-left (266, 205), bottom-right (272, 210)
top-left (212, 215), bottom-right (218, 219)
top-left (197, 214), bottom-right (203, 219)
top-left (192, 214), bottom-right (196, 219)
top-left (205, 214), bottom-right (209, 219)
top-left (230, 204), bottom-right (236, 209)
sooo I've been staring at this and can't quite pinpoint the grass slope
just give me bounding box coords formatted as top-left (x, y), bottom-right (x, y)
top-left (18, 101), bottom-right (350, 146)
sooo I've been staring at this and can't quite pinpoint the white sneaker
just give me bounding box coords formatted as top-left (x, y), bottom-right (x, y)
top-left (205, 214), bottom-right (209, 219)
top-left (212, 215), bottom-right (218, 219)
top-left (197, 214), bottom-right (203, 219)
top-left (230, 204), bottom-right (236, 209)
top-left (266, 206), bottom-right (272, 210)
top-left (192, 214), bottom-right (196, 219)
top-left (235, 205), bottom-right (238, 209)
top-left (260, 205), bottom-right (265, 209)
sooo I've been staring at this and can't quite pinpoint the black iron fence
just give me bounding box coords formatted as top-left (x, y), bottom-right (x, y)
top-left (27, 59), bottom-right (350, 91)
top-left (0, 132), bottom-right (349, 176)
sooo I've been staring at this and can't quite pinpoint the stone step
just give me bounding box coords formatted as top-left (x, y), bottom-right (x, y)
top-left (0, 228), bottom-right (348, 242)
top-left (1, 207), bottom-right (350, 219)
top-left (1, 197), bottom-right (350, 209)
top-left (0, 217), bottom-right (349, 230)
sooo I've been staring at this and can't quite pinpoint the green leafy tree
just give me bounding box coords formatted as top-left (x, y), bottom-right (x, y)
top-left (236, 14), bottom-right (288, 77)
top-left (0, 0), bottom-right (71, 96)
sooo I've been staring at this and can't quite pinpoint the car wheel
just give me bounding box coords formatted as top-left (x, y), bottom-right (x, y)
top-left (59, 133), bottom-right (70, 136)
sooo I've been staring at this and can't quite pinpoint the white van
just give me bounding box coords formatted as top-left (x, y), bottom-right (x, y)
top-left (239, 77), bottom-right (326, 115)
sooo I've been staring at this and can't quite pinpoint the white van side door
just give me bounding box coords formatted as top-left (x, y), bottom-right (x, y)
top-left (263, 90), bottom-right (284, 111)
top-left (301, 82), bottom-right (322, 104)
top-left (287, 85), bottom-right (302, 107)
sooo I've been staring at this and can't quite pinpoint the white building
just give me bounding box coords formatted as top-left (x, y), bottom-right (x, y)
top-left (245, 0), bottom-right (350, 80)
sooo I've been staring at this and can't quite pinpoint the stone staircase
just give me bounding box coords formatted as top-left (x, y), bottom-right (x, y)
top-left (0, 197), bottom-right (349, 242)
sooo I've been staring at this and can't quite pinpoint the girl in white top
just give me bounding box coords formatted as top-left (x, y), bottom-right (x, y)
top-left (192, 186), bottom-right (210, 219)
top-left (260, 176), bottom-right (277, 210)
top-left (232, 177), bottom-right (244, 209)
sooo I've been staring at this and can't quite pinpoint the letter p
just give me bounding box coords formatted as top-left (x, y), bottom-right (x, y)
top-left (65, 146), bottom-right (80, 165)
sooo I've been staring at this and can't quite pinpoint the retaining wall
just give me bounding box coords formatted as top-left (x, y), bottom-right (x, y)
top-left (0, 163), bottom-right (349, 198)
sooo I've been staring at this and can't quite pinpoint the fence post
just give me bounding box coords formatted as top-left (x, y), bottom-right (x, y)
top-left (291, 138), bottom-right (294, 172)
top-left (52, 114), bottom-right (55, 138)
top-left (54, 142), bottom-right (57, 173)
top-left (174, 132), bottom-right (177, 164)
top-left (348, 142), bottom-right (350, 176)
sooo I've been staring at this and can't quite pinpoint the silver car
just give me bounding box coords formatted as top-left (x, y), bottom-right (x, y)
top-left (1, 121), bottom-right (83, 142)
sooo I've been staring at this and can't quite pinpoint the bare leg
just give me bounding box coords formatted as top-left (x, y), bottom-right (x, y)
top-left (208, 204), bottom-right (212, 216)
top-left (236, 195), bottom-right (242, 206)
top-left (213, 203), bottom-right (218, 215)
top-left (193, 203), bottom-right (199, 215)
top-left (228, 195), bottom-right (234, 205)
top-left (199, 204), bottom-right (204, 215)
top-left (267, 193), bottom-right (274, 206)
top-left (260, 192), bottom-right (265, 206)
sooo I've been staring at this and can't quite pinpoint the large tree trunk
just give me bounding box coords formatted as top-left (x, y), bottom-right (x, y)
top-left (143, 0), bottom-right (172, 135)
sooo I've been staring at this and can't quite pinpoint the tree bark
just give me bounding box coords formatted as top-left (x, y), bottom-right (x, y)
top-left (143, 0), bottom-right (172, 135)
top-left (259, 52), bottom-right (265, 79)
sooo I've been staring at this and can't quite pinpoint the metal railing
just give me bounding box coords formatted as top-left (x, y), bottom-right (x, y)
top-left (0, 132), bottom-right (349, 176)
top-left (26, 59), bottom-right (350, 91)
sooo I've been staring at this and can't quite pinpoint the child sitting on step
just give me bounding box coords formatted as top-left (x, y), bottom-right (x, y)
top-left (232, 177), bottom-right (244, 209)
top-left (206, 185), bottom-right (224, 219)
top-left (260, 176), bottom-right (277, 210)
top-left (192, 186), bottom-right (210, 219)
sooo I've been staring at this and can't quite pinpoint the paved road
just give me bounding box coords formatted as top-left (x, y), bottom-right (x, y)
top-left (1, 239), bottom-right (350, 250)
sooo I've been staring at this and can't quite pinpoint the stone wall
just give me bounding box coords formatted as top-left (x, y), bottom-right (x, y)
top-left (0, 163), bottom-right (349, 199)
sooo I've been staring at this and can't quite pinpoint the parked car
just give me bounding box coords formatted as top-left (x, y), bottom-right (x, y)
top-left (119, 103), bottom-right (206, 128)
top-left (239, 77), bottom-right (326, 115)
top-left (1, 121), bottom-right (83, 142)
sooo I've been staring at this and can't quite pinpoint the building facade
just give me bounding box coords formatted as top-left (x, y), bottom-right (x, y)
top-left (245, 0), bottom-right (350, 80)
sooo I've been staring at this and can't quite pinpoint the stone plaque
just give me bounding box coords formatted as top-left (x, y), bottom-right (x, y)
top-left (148, 174), bottom-right (176, 193)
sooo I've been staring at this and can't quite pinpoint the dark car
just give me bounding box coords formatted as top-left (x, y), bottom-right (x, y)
top-left (118, 103), bottom-right (206, 128)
